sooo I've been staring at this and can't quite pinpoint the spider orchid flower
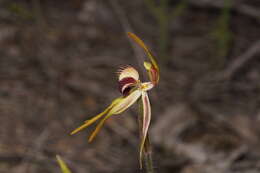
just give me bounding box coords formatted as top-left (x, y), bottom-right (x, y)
top-left (70, 32), bottom-right (159, 168)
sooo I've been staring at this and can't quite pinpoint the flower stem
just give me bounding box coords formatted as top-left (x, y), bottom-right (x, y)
top-left (144, 135), bottom-right (155, 173)
top-left (138, 99), bottom-right (155, 173)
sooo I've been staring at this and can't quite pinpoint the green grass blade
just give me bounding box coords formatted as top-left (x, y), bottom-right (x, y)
top-left (56, 155), bottom-right (72, 173)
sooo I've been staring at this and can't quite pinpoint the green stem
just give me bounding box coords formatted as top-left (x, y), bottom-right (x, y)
top-left (144, 135), bottom-right (154, 173)
top-left (138, 99), bottom-right (155, 173)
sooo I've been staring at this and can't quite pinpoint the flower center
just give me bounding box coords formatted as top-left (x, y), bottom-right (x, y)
top-left (140, 82), bottom-right (154, 91)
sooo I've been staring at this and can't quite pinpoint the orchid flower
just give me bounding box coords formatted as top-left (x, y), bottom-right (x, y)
top-left (71, 32), bottom-right (159, 167)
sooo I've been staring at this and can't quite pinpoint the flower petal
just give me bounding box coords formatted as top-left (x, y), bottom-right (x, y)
top-left (139, 91), bottom-right (151, 168)
top-left (88, 89), bottom-right (142, 142)
top-left (144, 61), bottom-right (159, 84)
top-left (140, 82), bottom-right (154, 91)
top-left (117, 65), bottom-right (139, 81)
top-left (70, 97), bottom-right (123, 135)
top-left (110, 89), bottom-right (142, 115)
top-left (88, 112), bottom-right (113, 142)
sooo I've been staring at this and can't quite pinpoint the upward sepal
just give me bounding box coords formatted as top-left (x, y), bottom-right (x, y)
top-left (127, 32), bottom-right (160, 85)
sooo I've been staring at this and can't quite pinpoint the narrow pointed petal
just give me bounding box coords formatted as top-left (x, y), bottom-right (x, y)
top-left (70, 111), bottom-right (108, 135)
top-left (88, 89), bottom-right (142, 142)
top-left (139, 91), bottom-right (151, 168)
top-left (127, 32), bottom-right (159, 72)
top-left (88, 112), bottom-right (113, 142)
top-left (70, 97), bottom-right (123, 135)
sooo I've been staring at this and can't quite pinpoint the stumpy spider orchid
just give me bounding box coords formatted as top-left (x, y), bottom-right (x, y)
top-left (71, 32), bottom-right (159, 167)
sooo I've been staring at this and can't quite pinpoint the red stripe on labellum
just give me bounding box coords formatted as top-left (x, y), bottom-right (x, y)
top-left (118, 77), bottom-right (136, 96)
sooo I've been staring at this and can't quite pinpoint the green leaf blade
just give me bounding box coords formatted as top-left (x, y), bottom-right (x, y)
top-left (56, 155), bottom-right (72, 173)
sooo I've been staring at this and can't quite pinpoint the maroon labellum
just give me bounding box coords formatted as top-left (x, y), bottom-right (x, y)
top-left (118, 77), bottom-right (137, 96)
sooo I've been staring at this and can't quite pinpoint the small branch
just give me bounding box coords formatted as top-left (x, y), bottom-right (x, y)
top-left (187, 0), bottom-right (260, 22)
top-left (221, 40), bottom-right (260, 79)
top-left (236, 4), bottom-right (260, 21)
top-left (19, 128), bottom-right (50, 173)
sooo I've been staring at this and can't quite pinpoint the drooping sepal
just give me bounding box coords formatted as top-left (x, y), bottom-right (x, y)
top-left (139, 91), bottom-right (151, 168)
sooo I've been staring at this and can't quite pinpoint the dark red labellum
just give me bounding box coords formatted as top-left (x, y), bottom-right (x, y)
top-left (118, 77), bottom-right (136, 96)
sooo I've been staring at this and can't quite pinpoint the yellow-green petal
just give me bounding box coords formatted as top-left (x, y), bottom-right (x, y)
top-left (88, 89), bottom-right (142, 142)
top-left (70, 97), bottom-right (123, 135)
top-left (144, 61), bottom-right (152, 70)
top-left (88, 112), bottom-right (114, 142)
top-left (109, 89), bottom-right (142, 115)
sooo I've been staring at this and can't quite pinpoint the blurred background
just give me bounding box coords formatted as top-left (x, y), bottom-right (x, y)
top-left (1, 0), bottom-right (260, 172)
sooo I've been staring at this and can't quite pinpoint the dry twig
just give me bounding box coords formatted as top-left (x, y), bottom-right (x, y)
top-left (188, 0), bottom-right (260, 22)
top-left (221, 40), bottom-right (260, 79)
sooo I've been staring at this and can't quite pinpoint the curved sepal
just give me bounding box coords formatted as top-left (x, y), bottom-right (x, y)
top-left (139, 91), bottom-right (151, 168)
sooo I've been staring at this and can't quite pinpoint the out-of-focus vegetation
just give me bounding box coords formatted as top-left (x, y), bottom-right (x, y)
top-left (210, 0), bottom-right (232, 69)
top-left (144, 0), bottom-right (188, 60)
top-left (0, 0), bottom-right (260, 173)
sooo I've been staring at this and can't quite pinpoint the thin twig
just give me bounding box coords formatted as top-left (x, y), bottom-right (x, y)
top-left (17, 128), bottom-right (50, 173)
top-left (187, 0), bottom-right (260, 22)
top-left (221, 40), bottom-right (260, 79)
